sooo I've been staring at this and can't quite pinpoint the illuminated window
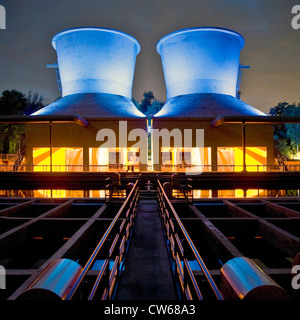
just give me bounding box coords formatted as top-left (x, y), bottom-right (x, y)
top-left (161, 147), bottom-right (211, 172)
top-left (89, 147), bottom-right (140, 171)
top-left (218, 189), bottom-right (268, 198)
top-left (33, 148), bottom-right (83, 172)
top-left (217, 147), bottom-right (267, 172)
top-left (33, 190), bottom-right (84, 198)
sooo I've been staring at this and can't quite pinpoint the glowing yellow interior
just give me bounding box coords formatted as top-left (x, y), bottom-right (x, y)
top-left (217, 147), bottom-right (267, 172)
top-left (33, 147), bottom-right (83, 172)
top-left (161, 147), bottom-right (211, 172)
top-left (89, 147), bottom-right (140, 171)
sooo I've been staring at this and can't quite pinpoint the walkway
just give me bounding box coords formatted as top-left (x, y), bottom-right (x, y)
top-left (116, 196), bottom-right (178, 300)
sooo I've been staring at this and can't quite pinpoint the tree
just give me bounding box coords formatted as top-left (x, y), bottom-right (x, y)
top-left (0, 89), bottom-right (44, 115)
top-left (0, 89), bottom-right (45, 154)
top-left (285, 103), bottom-right (300, 156)
top-left (269, 102), bottom-right (300, 159)
top-left (0, 89), bottom-right (27, 115)
top-left (134, 91), bottom-right (164, 117)
top-left (24, 91), bottom-right (44, 115)
top-left (133, 92), bottom-right (165, 158)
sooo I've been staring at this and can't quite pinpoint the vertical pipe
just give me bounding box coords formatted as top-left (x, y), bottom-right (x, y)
top-left (49, 121), bottom-right (53, 172)
top-left (242, 122), bottom-right (246, 172)
top-left (49, 121), bottom-right (53, 198)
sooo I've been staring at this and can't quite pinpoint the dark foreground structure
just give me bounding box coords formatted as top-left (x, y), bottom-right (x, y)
top-left (0, 174), bottom-right (299, 301)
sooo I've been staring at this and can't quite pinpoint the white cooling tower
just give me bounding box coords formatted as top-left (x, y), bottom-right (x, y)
top-left (34, 27), bottom-right (144, 117)
top-left (53, 27), bottom-right (141, 98)
top-left (156, 27), bottom-right (244, 99)
top-left (155, 27), bottom-right (266, 117)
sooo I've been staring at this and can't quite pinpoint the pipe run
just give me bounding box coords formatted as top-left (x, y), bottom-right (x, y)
top-left (211, 115), bottom-right (300, 128)
top-left (0, 115), bottom-right (89, 127)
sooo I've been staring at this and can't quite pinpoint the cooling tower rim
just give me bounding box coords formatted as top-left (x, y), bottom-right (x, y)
top-left (156, 26), bottom-right (245, 55)
top-left (52, 27), bottom-right (141, 54)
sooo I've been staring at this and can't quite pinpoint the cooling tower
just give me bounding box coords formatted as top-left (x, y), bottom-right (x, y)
top-left (155, 27), bottom-right (266, 117)
top-left (34, 27), bottom-right (144, 117)
top-left (53, 27), bottom-right (140, 98)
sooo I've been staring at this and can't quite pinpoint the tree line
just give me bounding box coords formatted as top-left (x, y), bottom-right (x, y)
top-left (0, 90), bottom-right (44, 154)
top-left (269, 102), bottom-right (300, 159)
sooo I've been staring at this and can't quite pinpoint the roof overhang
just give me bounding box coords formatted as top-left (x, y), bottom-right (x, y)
top-left (211, 115), bottom-right (300, 128)
top-left (0, 115), bottom-right (89, 127)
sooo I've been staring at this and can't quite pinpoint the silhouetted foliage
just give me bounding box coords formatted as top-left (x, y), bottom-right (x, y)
top-left (269, 102), bottom-right (300, 159)
top-left (0, 89), bottom-right (45, 154)
top-left (134, 91), bottom-right (164, 117)
top-left (24, 91), bottom-right (45, 115)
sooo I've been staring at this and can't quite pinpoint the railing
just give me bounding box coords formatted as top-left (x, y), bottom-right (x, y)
top-left (2, 164), bottom-right (300, 172)
top-left (172, 177), bottom-right (193, 203)
top-left (0, 154), bottom-right (18, 161)
top-left (65, 179), bottom-right (139, 300)
top-left (104, 177), bottom-right (127, 201)
top-left (157, 180), bottom-right (223, 300)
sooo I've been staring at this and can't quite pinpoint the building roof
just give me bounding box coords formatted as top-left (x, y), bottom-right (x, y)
top-left (33, 93), bottom-right (145, 118)
top-left (153, 93), bottom-right (266, 118)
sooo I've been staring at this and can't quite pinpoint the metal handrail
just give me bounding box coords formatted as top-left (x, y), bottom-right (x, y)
top-left (65, 179), bottom-right (139, 300)
top-left (157, 180), bottom-right (223, 300)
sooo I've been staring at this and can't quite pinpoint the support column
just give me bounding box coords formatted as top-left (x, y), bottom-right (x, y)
top-left (242, 122), bottom-right (246, 172)
top-left (211, 145), bottom-right (218, 172)
top-left (211, 145), bottom-right (218, 197)
top-left (49, 121), bottom-right (53, 172)
top-left (83, 147), bottom-right (89, 172)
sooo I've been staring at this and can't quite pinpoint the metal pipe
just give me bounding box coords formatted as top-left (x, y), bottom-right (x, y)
top-left (88, 259), bottom-right (109, 300)
top-left (0, 115), bottom-right (89, 127)
top-left (221, 257), bottom-right (289, 300)
top-left (211, 115), bottom-right (300, 128)
top-left (16, 259), bottom-right (83, 300)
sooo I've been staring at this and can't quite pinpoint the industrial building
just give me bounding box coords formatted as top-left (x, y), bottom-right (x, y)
top-left (25, 27), bottom-right (274, 185)
top-left (1, 26), bottom-right (299, 303)
top-left (153, 27), bottom-right (273, 177)
top-left (26, 27), bottom-right (146, 182)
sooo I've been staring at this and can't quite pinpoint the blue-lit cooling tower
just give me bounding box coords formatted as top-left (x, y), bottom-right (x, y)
top-left (53, 27), bottom-right (140, 98)
top-left (157, 27), bottom-right (244, 98)
top-left (34, 27), bottom-right (144, 117)
top-left (155, 27), bottom-right (266, 117)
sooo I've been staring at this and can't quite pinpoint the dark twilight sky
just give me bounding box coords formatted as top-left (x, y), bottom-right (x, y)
top-left (0, 0), bottom-right (299, 113)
